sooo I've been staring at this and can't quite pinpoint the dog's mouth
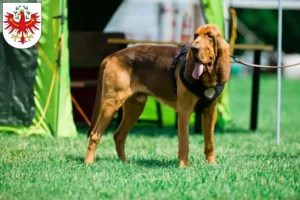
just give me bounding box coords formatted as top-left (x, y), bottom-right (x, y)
top-left (192, 57), bottom-right (212, 80)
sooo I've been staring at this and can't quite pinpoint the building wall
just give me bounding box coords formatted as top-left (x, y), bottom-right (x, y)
top-left (104, 0), bottom-right (203, 43)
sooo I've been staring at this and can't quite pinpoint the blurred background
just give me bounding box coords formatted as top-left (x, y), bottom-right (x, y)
top-left (99, 0), bottom-right (300, 76)
top-left (1, 0), bottom-right (300, 137)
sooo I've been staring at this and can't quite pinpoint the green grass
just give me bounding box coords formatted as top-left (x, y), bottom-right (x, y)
top-left (1, 75), bottom-right (300, 200)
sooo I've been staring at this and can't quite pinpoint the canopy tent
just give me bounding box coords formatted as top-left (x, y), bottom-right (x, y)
top-left (0, 0), bottom-right (77, 137)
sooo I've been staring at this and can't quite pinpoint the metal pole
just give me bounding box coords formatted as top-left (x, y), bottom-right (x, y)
top-left (276, 0), bottom-right (283, 145)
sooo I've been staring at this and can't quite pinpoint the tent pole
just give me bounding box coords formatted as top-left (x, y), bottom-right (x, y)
top-left (276, 0), bottom-right (283, 145)
top-left (55, 0), bottom-right (65, 136)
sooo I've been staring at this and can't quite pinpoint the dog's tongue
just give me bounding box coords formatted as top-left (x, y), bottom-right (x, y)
top-left (192, 63), bottom-right (204, 80)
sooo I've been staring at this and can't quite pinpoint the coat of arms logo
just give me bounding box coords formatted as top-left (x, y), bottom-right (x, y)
top-left (3, 3), bottom-right (42, 49)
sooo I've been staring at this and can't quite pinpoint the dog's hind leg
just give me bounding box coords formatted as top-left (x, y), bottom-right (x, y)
top-left (113, 93), bottom-right (147, 161)
top-left (84, 60), bottom-right (132, 164)
top-left (84, 95), bottom-right (128, 164)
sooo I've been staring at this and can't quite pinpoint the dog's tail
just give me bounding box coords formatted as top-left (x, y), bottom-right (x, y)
top-left (87, 57), bottom-right (110, 138)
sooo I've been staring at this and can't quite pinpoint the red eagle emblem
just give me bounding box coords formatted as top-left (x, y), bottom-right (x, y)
top-left (4, 8), bottom-right (40, 44)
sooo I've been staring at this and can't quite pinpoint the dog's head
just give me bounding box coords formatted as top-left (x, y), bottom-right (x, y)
top-left (188, 24), bottom-right (230, 84)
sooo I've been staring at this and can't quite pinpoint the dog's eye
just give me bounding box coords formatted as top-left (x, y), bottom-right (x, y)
top-left (207, 33), bottom-right (213, 40)
top-left (194, 33), bottom-right (198, 40)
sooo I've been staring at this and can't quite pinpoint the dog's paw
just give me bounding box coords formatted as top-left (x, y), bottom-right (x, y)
top-left (179, 160), bottom-right (190, 168)
top-left (84, 158), bottom-right (95, 164)
top-left (205, 156), bottom-right (217, 165)
top-left (119, 158), bottom-right (128, 162)
top-left (117, 155), bottom-right (127, 162)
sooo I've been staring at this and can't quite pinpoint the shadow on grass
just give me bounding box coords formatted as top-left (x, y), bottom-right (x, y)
top-left (218, 127), bottom-right (253, 135)
top-left (65, 154), bottom-right (121, 165)
top-left (130, 157), bottom-right (178, 168)
top-left (65, 154), bottom-right (178, 168)
top-left (65, 155), bottom-right (86, 163)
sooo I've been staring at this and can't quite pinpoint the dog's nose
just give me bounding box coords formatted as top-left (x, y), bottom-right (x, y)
top-left (191, 46), bottom-right (199, 53)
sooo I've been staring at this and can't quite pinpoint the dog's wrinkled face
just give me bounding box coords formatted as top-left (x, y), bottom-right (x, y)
top-left (190, 24), bottom-right (224, 80)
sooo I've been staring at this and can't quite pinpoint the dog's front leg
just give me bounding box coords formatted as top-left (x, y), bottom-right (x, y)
top-left (177, 110), bottom-right (191, 167)
top-left (202, 97), bottom-right (220, 164)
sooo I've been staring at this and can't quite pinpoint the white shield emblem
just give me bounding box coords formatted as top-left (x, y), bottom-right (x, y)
top-left (3, 3), bottom-right (42, 49)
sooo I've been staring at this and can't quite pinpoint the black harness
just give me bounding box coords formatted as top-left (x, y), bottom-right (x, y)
top-left (170, 44), bottom-right (225, 114)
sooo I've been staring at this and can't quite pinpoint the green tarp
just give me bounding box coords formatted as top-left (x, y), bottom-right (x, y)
top-left (0, 39), bottom-right (37, 126)
top-left (0, 0), bottom-right (77, 137)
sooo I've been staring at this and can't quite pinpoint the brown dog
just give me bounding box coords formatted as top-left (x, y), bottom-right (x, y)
top-left (84, 24), bottom-right (230, 167)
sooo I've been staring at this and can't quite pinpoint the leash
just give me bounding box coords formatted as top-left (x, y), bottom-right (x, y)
top-left (230, 55), bottom-right (300, 69)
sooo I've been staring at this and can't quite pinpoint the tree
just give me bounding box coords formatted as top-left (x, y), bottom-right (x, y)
top-left (235, 8), bottom-right (300, 54)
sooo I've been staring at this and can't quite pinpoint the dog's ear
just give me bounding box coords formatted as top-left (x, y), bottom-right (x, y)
top-left (215, 38), bottom-right (231, 84)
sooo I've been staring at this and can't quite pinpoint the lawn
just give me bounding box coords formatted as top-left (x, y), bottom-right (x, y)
top-left (0, 74), bottom-right (300, 200)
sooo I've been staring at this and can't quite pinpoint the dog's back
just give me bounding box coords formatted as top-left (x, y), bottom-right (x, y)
top-left (100, 45), bottom-right (180, 102)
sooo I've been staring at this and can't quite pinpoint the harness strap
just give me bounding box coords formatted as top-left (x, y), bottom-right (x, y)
top-left (170, 44), bottom-right (225, 114)
top-left (179, 56), bottom-right (224, 113)
top-left (170, 44), bottom-right (188, 94)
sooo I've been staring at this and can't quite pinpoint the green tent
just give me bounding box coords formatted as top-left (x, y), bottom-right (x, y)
top-left (0, 0), bottom-right (77, 137)
top-left (201, 0), bottom-right (233, 129)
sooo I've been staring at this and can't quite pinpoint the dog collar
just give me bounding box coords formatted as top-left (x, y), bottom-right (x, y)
top-left (170, 44), bottom-right (225, 113)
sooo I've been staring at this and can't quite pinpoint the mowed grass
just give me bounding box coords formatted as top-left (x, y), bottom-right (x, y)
top-left (1, 75), bottom-right (300, 200)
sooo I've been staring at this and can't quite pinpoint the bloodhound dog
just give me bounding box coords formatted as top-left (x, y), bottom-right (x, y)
top-left (84, 24), bottom-right (230, 167)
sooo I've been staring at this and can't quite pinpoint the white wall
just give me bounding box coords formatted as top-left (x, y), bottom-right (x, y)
top-left (104, 0), bottom-right (202, 43)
